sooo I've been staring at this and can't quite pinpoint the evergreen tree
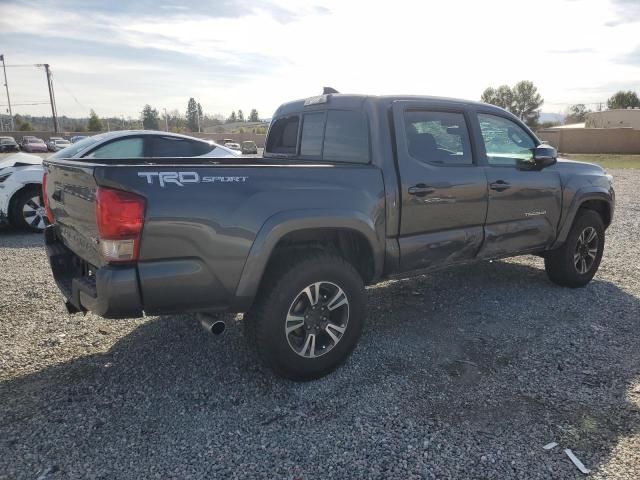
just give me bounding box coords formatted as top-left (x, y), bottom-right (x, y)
top-left (186, 97), bottom-right (199, 131)
top-left (141, 104), bottom-right (160, 130)
top-left (248, 109), bottom-right (260, 122)
top-left (226, 111), bottom-right (238, 123)
top-left (87, 109), bottom-right (103, 131)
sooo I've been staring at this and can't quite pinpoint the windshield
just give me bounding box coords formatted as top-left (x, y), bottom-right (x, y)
top-left (48, 135), bottom-right (101, 159)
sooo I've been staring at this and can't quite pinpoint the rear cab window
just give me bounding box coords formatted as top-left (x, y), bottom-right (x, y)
top-left (265, 116), bottom-right (300, 155)
top-left (265, 106), bottom-right (370, 164)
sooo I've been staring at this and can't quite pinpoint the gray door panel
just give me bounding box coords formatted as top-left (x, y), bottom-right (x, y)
top-left (399, 226), bottom-right (484, 271)
top-left (392, 101), bottom-right (488, 271)
top-left (481, 168), bottom-right (562, 257)
top-left (476, 113), bottom-right (562, 257)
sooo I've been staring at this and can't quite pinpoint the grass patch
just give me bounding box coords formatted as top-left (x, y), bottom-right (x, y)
top-left (560, 154), bottom-right (640, 169)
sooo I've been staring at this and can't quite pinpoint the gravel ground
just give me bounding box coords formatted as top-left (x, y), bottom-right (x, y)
top-left (1, 169), bottom-right (639, 479)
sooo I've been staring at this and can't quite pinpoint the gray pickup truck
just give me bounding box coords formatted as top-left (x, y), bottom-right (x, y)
top-left (44, 93), bottom-right (615, 380)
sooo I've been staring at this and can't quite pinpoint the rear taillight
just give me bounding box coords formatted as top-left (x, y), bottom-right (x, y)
top-left (42, 172), bottom-right (54, 224)
top-left (95, 187), bottom-right (146, 263)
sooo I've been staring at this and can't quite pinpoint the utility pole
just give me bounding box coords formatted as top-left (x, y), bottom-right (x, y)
top-left (42, 64), bottom-right (59, 133)
top-left (163, 108), bottom-right (168, 131)
top-left (0, 54), bottom-right (14, 130)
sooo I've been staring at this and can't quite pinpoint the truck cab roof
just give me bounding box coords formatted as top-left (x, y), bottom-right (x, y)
top-left (273, 93), bottom-right (505, 118)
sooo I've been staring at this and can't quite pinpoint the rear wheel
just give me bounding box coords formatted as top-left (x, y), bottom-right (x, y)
top-left (544, 209), bottom-right (605, 287)
top-left (11, 185), bottom-right (48, 233)
top-left (246, 251), bottom-right (365, 380)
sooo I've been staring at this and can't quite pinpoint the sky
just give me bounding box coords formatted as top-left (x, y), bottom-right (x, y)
top-left (0, 0), bottom-right (639, 120)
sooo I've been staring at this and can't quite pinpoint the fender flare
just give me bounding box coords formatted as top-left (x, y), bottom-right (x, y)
top-left (232, 209), bottom-right (384, 311)
top-left (552, 187), bottom-right (613, 248)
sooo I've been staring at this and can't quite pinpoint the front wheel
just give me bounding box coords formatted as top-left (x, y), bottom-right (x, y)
top-left (11, 185), bottom-right (48, 233)
top-left (544, 209), bottom-right (605, 287)
top-left (246, 251), bottom-right (365, 381)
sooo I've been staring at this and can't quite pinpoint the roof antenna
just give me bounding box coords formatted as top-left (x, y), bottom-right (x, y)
top-left (323, 87), bottom-right (339, 94)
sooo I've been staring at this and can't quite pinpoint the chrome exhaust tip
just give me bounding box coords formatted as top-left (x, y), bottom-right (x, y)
top-left (198, 313), bottom-right (226, 335)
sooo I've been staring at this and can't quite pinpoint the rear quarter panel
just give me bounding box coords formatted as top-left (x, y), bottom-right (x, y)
top-left (95, 163), bottom-right (386, 312)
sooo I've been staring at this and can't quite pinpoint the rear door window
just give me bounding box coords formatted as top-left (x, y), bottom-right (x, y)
top-left (147, 136), bottom-right (214, 157)
top-left (404, 111), bottom-right (472, 165)
top-left (86, 138), bottom-right (144, 159)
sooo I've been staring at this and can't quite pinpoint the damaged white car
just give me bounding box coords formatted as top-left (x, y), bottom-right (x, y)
top-left (1, 131), bottom-right (239, 233)
top-left (0, 152), bottom-right (47, 232)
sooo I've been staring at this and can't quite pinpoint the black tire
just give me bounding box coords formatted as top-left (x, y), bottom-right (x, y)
top-left (10, 185), bottom-right (48, 233)
top-left (544, 209), bottom-right (605, 287)
top-left (246, 251), bottom-right (365, 381)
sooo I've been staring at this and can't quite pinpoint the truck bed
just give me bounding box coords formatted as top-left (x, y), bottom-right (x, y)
top-left (44, 157), bottom-right (386, 316)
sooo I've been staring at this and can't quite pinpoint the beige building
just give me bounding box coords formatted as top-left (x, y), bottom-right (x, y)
top-left (586, 109), bottom-right (640, 129)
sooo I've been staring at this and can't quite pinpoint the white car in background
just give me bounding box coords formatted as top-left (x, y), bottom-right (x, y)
top-left (47, 138), bottom-right (72, 152)
top-left (0, 131), bottom-right (240, 232)
top-left (0, 152), bottom-right (46, 231)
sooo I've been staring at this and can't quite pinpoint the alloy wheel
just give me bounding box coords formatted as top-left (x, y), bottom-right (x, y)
top-left (22, 195), bottom-right (47, 231)
top-left (574, 226), bottom-right (598, 274)
top-left (285, 281), bottom-right (349, 358)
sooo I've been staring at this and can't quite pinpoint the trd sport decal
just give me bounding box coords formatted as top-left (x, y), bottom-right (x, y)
top-left (138, 172), bottom-right (248, 187)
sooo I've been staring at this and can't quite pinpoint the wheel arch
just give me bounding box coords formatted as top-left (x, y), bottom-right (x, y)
top-left (553, 188), bottom-right (613, 248)
top-left (578, 198), bottom-right (612, 228)
top-left (233, 210), bottom-right (384, 311)
top-left (8, 182), bottom-right (43, 222)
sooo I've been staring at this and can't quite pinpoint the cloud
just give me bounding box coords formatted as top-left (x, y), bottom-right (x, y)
top-left (617, 45), bottom-right (640, 65)
top-left (547, 48), bottom-right (595, 54)
top-left (313, 5), bottom-right (331, 15)
top-left (1, 0), bottom-right (640, 118)
top-left (605, 0), bottom-right (640, 26)
top-left (9, 0), bottom-right (303, 23)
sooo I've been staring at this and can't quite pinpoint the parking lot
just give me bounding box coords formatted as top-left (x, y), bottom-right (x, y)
top-left (1, 167), bottom-right (638, 479)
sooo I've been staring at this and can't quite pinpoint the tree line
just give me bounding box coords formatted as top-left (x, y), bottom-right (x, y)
top-left (140, 98), bottom-right (262, 132)
top-left (1, 98), bottom-right (265, 133)
top-left (480, 81), bottom-right (640, 128)
top-left (5, 88), bottom-right (638, 132)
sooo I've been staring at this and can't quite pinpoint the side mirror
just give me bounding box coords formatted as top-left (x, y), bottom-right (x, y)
top-left (533, 144), bottom-right (557, 169)
top-left (519, 145), bottom-right (557, 170)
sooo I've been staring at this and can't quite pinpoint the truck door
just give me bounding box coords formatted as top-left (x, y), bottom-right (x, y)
top-left (392, 101), bottom-right (488, 271)
top-left (474, 112), bottom-right (562, 258)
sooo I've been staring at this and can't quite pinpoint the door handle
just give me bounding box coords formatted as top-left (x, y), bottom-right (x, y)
top-left (489, 180), bottom-right (511, 192)
top-left (408, 184), bottom-right (435, 197)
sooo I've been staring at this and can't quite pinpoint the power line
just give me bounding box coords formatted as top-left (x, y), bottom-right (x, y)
top-left (0, 102), bottom-right (50, 106)
top-left (1, 64), bottom-right (43, 68)
top-left (56, 77), bottom-right (90, 111)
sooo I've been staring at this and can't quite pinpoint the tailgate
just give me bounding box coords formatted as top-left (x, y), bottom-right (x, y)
top-left (44, 161), bottom-right (103, 267)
